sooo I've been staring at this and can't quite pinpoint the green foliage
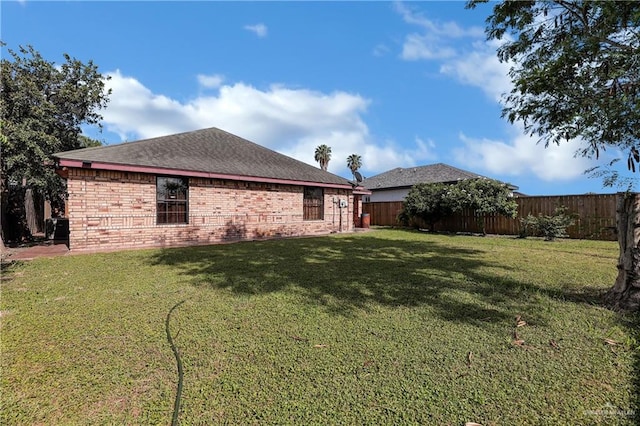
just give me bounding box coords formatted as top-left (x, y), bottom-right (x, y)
top-left (447, 178), bottom-right (518, 217)
top-left (447, 179), bottom-right (518, 235)
top-left (0, 44), bottom-right (110, 206)
top-left (1, 231), bottom-right (635, 424)
top-left (314, 144), bottom-right (332, 171)
top-left (399, 182), bottom-right (452, 230)
top-left (77, 134), bottom-right (102, 148)
top-left (400, 179), bottom-right (517, 233)
top-left (520, 206), bottom-right (576, 241)
top-left (467, 0), bottom-right (640, 182)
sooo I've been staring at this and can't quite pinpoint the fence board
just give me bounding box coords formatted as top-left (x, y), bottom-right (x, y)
top-left (363, 193), bottom-right (619, 240)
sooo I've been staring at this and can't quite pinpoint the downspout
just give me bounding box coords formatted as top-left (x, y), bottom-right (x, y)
top-left (332, 197), bottom-right (336, 230)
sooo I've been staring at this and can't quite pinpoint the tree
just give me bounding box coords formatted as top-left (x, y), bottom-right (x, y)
top-left (78, 134), bottom-right (103, 149)
top-left (0, 45), bottom-right (110, 241)
top-left (346, 154), bottom-right (362, 180)
top-left (467, 1), bottom-right (640, 310)
top-left (446, 178), bottom-right (518, 235)
top-left (400, 183), bottom-right (453, 231)
top-left (400, 178), bottom-right (517, 233)
top-left (314, 144), bottom-right (332, 171)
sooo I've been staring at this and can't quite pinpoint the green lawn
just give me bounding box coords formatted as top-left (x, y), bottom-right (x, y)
top-left (1, 229), bottom-right (638, 425)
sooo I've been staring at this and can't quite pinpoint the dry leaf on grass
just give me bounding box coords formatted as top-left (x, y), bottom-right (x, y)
top-left (549, 339), bottom-right (559, 349)
top-left (515, 315), bottom-right (527, 327)
top-left (513, 330), bottom-right (525, 346)
top-left (313, 344), bottom-right (328, 348)
top-left (604, 338), bottom-right (618, 346)
top-left (465, 422), bottom-right (483, 426)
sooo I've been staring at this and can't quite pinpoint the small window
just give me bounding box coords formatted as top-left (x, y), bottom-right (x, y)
top-left (303, 187), bottom-right (324, 221)
top-left (157, 177), bottom-right (188, 224)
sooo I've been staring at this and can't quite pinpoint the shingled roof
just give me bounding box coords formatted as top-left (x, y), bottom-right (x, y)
top-left (362, 163), bottom-right (517, 190)
top-left (54, 127), bottom-right (352, 187)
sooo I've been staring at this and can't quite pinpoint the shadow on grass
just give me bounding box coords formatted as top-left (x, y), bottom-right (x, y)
top-left (147, 230), bottom-right (607, 326)
top-left (146, 229), bottom-right (639, 417)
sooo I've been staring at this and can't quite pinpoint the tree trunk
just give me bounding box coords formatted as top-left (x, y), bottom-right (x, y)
top-left (605, 192), bottom-right (640, 312)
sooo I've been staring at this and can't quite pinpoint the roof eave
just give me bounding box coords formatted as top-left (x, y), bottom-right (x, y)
top-left (56, 159), bottom-right (353, 190)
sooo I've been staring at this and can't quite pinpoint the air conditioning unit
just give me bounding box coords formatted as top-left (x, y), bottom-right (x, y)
top-left (339, 199), bottom-right (348, 208)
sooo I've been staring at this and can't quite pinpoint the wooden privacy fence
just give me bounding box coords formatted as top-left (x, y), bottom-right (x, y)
top-left (363, 193), bottom-right (619, 241)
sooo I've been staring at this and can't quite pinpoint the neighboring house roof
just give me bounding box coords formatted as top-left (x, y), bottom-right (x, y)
top-left (362, 163), bottom-right (518, 191)
top-left (54, 127), bottom-right (356, 189)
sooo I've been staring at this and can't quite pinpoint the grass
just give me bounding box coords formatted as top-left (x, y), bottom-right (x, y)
top-left (1, 229), bottom-right (638, 425)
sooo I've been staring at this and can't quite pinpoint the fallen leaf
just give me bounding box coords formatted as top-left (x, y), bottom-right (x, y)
top-left (291, 335), bottom-right (308, 342)
top-left (313, 344), bottom-right (328, 348)
top-left (516, 320), bottom-right (527, 327)
top-left (466, 422), bottom-right (483, 426)
top-left (512, 330), bottom-right (525, 346)
top-left (604, 339), bottom-right (618, 346)
top-left (549, 339), bottom-right (559, 349)
top-left (466, 351), bottom-right (473, 367)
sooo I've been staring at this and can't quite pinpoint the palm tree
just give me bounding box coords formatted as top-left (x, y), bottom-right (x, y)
top-left (314, 144), bottom-right (332, 171)
top-left (346, 154), bottom-right (362, 180)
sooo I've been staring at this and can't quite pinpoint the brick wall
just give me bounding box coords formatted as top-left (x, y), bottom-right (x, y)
top-left (66, 169), bottom-right (355, 252)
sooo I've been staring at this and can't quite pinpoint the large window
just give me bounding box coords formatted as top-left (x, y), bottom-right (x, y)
top-left (157, 177), bottom-right (188, 224)
top-left (303, 187), bottom-right (324, 221)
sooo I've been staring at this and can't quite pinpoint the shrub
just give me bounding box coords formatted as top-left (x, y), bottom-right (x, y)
top-left (520, 206), bottom-right (576, 241)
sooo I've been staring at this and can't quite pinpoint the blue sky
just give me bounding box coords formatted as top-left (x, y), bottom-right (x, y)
top-left (3, 1), bottom-right (636, 195)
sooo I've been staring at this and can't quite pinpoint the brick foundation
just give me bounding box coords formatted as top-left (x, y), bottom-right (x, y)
top-left (66, 169), bottom-right (358, 252)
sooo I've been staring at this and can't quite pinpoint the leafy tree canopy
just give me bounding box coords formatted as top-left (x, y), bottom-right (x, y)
top-left (400, 182), bottom-right (453, 231)
top-left (446, 178), bottom-right (518, 219)
top-left (401, 178), bottom-right (517, 233)
top-left (467, 0), bottom-right (640, 184)
top-left (1, 44), bottom-right (110, 203)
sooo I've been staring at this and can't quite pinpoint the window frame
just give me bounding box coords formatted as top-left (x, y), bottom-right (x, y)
top-left (303, 186), bottom-right (324, 221)
top-left (156, 176), bottom-right (189, 225)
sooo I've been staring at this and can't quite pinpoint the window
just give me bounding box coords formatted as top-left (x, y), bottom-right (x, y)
top-left (303, 187), bottom-right (324, 221)
top-left (157, 177), bottom-right (188, 224)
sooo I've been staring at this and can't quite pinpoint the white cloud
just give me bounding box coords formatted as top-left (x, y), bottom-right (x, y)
top-left (394, 2), bottom-right (483, 38)
top-left (101, 70), bottom-right (435, 178)
top-left (401, 33), bottom-right (457, 60)
top-left (244, 23), bottom-right (268, 38)
top-left (440, 39), bottom-right (512, 103)
top-left (394, 2), bottom-right (596, 182)
top-left (436, 38), bottom-right (596, 181)
top-left (453, 127), bottom-right (596, 181)
top-left (373, 44), bottom-right (390, 57)
top-left (395, 1), bottom-right (484, 61)
top-left (197, 74), bottom-right (224, 89)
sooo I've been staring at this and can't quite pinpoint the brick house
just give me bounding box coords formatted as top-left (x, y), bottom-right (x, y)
top-left (53, 127), bottom-right (370, 252)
